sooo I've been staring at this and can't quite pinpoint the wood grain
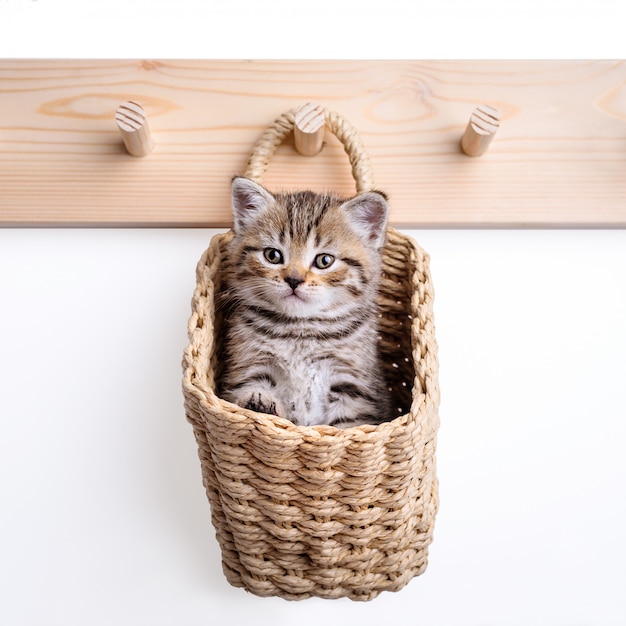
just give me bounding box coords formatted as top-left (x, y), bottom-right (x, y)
top-left (0, 60), bottom-right (625, 227)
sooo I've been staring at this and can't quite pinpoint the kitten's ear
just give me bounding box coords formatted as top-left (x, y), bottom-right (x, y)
top-left (231, 176), bottom-right (275, 233)
top-left (340, 191), bottom-right (389, 247)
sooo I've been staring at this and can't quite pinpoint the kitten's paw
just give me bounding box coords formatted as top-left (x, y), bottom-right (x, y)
top-left (243, 391), bottom-right (283, 417)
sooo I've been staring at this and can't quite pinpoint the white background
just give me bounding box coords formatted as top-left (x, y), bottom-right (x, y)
top-left (1, 2), bottom-right (626, 624)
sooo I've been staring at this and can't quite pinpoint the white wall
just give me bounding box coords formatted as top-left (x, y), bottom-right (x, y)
top-left (1, 228), bottom-right (625, 625)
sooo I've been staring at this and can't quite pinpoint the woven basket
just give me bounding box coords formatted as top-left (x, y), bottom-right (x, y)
top-left (182, 108), bottom-right (440, 601)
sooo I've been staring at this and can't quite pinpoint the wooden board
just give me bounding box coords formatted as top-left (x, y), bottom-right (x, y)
top-left (1, 59), bottom-right (625, 227)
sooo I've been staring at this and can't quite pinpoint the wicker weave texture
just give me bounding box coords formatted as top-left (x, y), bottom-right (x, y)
top-left (182, 226), bottom-right (439, 601)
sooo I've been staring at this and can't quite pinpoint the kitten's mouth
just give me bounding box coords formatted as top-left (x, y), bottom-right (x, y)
top-left (283, 287), bottom-right (310, 305)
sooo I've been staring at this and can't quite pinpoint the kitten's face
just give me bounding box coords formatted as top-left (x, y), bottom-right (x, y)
top-left (228, 178), bottom-right (388, 318)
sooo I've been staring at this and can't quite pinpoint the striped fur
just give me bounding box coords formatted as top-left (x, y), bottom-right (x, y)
top-left (219, 177), bottom-right (392, 428)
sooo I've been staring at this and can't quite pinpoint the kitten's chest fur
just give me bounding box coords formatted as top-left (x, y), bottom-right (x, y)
top-left (224, 309), bottom-right (388, 427)
top-left (264, 341), bottom-right (336, 425)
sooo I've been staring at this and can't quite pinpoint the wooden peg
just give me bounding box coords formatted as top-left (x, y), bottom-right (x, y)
top-left (294, 102), bottom-right (326, 156)
top-left (461, 105), bottom-right (500, 157)
top-left (115, 101), bottom-right (154, 157)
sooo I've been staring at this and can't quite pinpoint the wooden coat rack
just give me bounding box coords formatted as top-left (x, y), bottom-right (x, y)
top-left (1, 59), bottom-right (625, 227)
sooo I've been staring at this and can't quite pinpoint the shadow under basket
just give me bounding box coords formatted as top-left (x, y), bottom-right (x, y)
top-left (182, 226), bottom-right (440, 601)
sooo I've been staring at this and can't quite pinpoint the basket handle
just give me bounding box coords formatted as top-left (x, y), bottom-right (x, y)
top-left (244, 107), bottom-right (375, 194)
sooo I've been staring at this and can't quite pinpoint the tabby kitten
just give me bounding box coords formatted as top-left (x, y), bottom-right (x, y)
top-left (220, 176), bottom-right (392, 428)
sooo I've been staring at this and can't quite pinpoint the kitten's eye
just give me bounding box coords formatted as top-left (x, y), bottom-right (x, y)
top-left (313, 253), bottom-right (335, 269)
top-left (263, 248), bottom-right (284, 264)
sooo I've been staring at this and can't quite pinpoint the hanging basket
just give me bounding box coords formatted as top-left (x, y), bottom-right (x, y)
top-left (182, 107), bottom-right (440, 601)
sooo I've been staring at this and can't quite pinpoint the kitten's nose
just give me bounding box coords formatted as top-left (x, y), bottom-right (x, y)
top-left (284, 276), bottom-right (304, 291)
